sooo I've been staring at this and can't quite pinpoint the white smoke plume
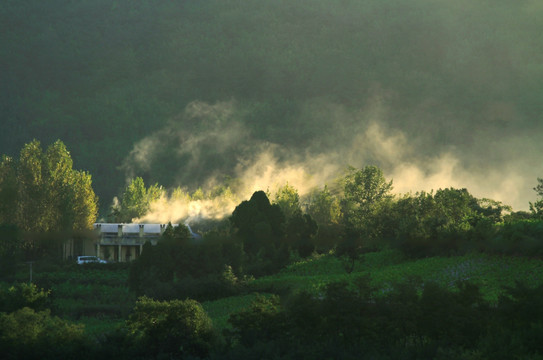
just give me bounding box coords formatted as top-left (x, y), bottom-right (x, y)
top-left (125, 99), bottom-right (537, 224)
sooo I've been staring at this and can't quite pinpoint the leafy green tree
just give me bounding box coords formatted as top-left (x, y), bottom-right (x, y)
top-left (0, 140), bottom-right (99, 262)
top-left (14, 140), bottom-right (48, 233)
top-left (433, 188), bottom-right (479, 227)
top-left (504, 210), bottom-right (532, 222)
top-left (534, 178), bottom-right (543, 198)
top-left (307, 185), bottom-right (343, 252)
top-left (380, 191), bottom-right (437, 256)
top-left (492, 219), bottom-right (543, 256)
top-left (308, 185), bottom-right (341, 226)
top-left (431, 188), bottom-right (483, 253)
top-left (384, 188), bottom-right (498, 257)
top-left (227, 294), bottom-right (285, 348)
top-left (128, 223), bottom-right (241, 300)
top-left (335, 235), bottom-right (362, 274)
top-left (0, 307), bottom-right (88, 360)
top-left (128, 224), bottom-right (191, 295)
top-left (70, 170), bottom-right (100, 230)
top-left (171, 186), bottom-right (191, 202)
top-left (230, 191), bottom-right (285, 256)
top-left (0, 140), bottom-right (98, 235)
top-left (161, 222), bottom-right (199, 278)
top-left (0, 283), bottom-right (87, 360)
top-left (191, 187), bottom-right (206, 201)
top-left (126, 296), bottom-right (217, 359)
top-left (336, 166), bottom-right (393, 271)
top-left (120, 177), bottom-right (150, 222)
top-left (476, 198), bottom-right (511, 223)
top-left (285, 213), bottom-right (318, 258)
top-left (0, 283), bottom-right (51, 313)
top-left (530, 178), bottom-right (543, 219)
top-left (417, 281), bottom-right (487, 348)
top-left (341, 165), bottom-right (393, 233)
top-left (493, 282), bottom-right (543, 356)
top-left (0, 224), bottom-right (21, 276)
top-left (273, 183), bottom-right (302, 220)
top-left (272, 183), bottom-right (319, 258)
top-left (112, 177), bottom-right (163, 223)
top-left (0, 155), bottom-right (17, 225)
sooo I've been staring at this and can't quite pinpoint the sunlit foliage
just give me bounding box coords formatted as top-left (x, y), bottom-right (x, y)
top-left (126, 296), bottom-right (217, 358)
top-left (0, 140), bottom-right (98, 232)
top-left (109, 177), bottom-right (163, 223)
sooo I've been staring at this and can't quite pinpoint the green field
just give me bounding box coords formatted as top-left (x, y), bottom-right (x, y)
top-left (248, 250), bottom-right (543, 300)
top-left (2, 263), bottom-right (134, 337)
top-left (203, 249), bottom-right (543, 330)
top-left (5, 250), bottom-right (542, 335)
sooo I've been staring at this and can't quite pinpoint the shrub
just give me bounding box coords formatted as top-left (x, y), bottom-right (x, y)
top-left (126, 296), bottom-right (218, 358)
top-left (0, 282), bottom-right (51, 312)
top-left (0, 307), bottom-right (89, 360)
top-left (492, 220), bottom-right (543, 256)
top-left (227, 294), bottom-right (285, 348)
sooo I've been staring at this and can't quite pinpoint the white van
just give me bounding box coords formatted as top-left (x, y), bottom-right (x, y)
top-left (77, 256), bottom-right (107, 265)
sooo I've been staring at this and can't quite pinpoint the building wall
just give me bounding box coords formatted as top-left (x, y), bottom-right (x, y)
top-left (63, 236), bottom-right (98, 261)
top-left (63, 224), bottom-right (178, 262)
top-left (98, 245), bottom-right (142, 262)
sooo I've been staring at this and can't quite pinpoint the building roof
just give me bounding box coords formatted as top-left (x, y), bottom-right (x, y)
top-left (93, 223), bottom-right (179, 235)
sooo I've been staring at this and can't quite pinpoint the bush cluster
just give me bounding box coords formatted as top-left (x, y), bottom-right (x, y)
top-left (3, 274), bottom-right (543, 359)
top-left (219, 277), bottom-right (543, 359)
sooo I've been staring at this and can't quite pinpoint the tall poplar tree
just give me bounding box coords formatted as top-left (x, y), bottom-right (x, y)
top-left (0, 140), bottom-right (98, 233)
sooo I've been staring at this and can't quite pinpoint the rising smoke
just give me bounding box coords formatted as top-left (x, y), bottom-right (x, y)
top-left (2, 0), bottom-right (543, 219)
top-left (123, 95), bottom-right (538, 225)
top-left (117, 0), bottom-right (543, 222)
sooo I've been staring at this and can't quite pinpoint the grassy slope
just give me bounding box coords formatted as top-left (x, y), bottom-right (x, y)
top-left (204, 250), bottom-right (543, 331)
top-left (6, 264), bottom-right (135, 337)
top-left (6, 251), bottom-right (542, 334)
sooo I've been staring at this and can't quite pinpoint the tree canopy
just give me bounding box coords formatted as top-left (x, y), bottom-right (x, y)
top-left (273, 183), bottom-right (302, 220)
top-left (340, 165), bottom-right (393, 245)
top-left (126, 296), bottom-right (217, 358)
top-left (109, 177), bottom-right (163, 223)
top-left (230, 191), bottom-right (285, 255)
top-left (530, 178), bottom-right (543, 218)
top-left (0, 140), bottom-right (98, 233)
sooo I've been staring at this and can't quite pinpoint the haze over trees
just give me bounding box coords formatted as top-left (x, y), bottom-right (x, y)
top-left (109, 177), bottom-right (163, 223)
top-left (1, 0), bottom-right (542, 211)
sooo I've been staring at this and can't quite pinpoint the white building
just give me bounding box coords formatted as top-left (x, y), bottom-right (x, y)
top-left (63, 223), bottom-right (179, 262)
top-left (95, 223), bottom-right (180, 262)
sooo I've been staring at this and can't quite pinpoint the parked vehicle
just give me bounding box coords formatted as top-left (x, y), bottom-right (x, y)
top-left (77, 256), bottom-right (107, 265)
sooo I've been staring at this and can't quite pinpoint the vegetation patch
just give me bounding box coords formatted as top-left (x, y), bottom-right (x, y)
top-left (248, 250), bottom-right (543, 304)
top-left (202, 293), bottom-right (270, 331)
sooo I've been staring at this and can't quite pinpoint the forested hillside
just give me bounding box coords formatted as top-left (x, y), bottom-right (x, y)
top-left (2, 0), bottom-right (543, 212)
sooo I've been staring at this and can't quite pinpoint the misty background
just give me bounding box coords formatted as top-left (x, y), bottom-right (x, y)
top-left (1, 0), bottom-right (542, 215)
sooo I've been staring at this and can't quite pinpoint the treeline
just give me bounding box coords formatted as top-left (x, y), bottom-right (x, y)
top-left (120, 165), bottom-right (543, 305)
top-left (218, 278), bottom-right (543, 359)
top-left (2, 277), bottom-right (543, 359)
top-left (2, 140), bottom-right (543, 282)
